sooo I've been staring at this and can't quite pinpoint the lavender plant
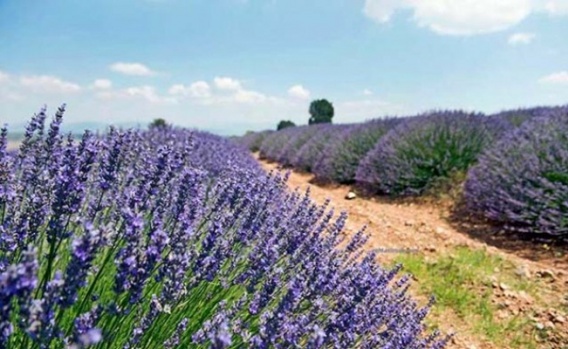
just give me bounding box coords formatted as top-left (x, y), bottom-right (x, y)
top-left (276, 125), bottom-right (323, 167)
top-left (489, 106), bottom-right (566, 127)
top-left (356, 111), bottom-right (506, 196)
top-left (291, 124), bottom-right (347, 173)
top-left (0, 106), bottom-right (448, 348)
top-left (464, 107), bottom-right (568, 236)
top-left (313, 118), bottom-right (400, 184)
top-left (235, 130), bottom-right (273, 152)
top-left (258, 127), bottom-right (297, 161)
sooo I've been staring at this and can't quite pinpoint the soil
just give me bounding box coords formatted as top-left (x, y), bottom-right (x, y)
top-left (259, 159), bottom-right (568, 349)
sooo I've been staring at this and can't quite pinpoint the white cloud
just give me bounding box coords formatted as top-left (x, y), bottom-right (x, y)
top-left (0, 70), bottom-right (9, 83)
top-left (92, 79), bottom-right (112, 89)
top-left (214, 77), bottom-right (242, 91)
top-left (542, 0), bottom-right (568, 14)
top-left (539, 71), bottom-right (568, 84)
top-left (363, 89), bottom-right (373, 96)
top-left (363, 0), bottom-right (402, 22)
top-left (19, 75), bottom-right (81, 93)
top-left (169, 81), bottom-right (212, 98)
top-left (363, 0), bottom-right (568, 36)
top-left (110, 62), bottom-right (157, 76)
top-left (508, 32), bottom-right (536, 45)
top-left (97, 85), bottom-right (177, 104)
top-left (287, 85), bottom-right (311, 100)
top-left (233, 89), bottom-right (267, 104)
top-left (177, 77), bottom-right (277, 105)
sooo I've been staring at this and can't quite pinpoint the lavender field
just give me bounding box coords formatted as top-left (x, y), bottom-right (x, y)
top-left (3, 2), bottom-right (568, 348)
top-left (245, 107), bottom-right (568, 239)
top-left (0, 106), bottom-right (452, 348)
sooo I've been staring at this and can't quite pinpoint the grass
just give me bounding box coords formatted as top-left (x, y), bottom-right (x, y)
top-left (394, 246), bottom-right (543, 348)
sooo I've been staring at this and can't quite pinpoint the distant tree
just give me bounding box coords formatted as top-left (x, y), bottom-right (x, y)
top-left (277, 120), bottom-right (296, 131)
top-left (149, 118), bottom-right (168, 129)
top-left (308, 99), bottom-right (334, 125)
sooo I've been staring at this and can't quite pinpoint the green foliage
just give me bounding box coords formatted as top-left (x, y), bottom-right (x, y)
top-left (276, 120), bottom-right (296, 131)
top-left (394, 247), bottom-right (539, 348)
top-left (149, 118), bottom-right (168, 129)
top-left (308, 99), bottom-right (334, 125)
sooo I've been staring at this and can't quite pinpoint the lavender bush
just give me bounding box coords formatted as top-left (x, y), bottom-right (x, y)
top-left (0, 106), bottom-right (447, 348)
top-left (291, 124), bottom-right (347, 173)
top-left (313, 119), bottom-right (400, 184)
top-left (258, 127), bottom-right (297, 161)
top-left (276, 125), bottom-right (323, 166)
top-left (356, 111), bottom-right (506, 196)
top-left (489, 106), bottom-right (567, 127)
top-left (235, 130), bottom-right (273, 152)
top-left (464, 107), bottom-right (568, 236)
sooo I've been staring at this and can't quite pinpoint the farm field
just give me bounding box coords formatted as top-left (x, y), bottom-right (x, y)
top-left (3, 2), bottom-right (568, 348)
top-left (259, 158), bottom-right (568, 349)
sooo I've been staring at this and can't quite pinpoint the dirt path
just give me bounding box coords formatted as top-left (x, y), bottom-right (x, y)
top-left (260, 159), bottom-right (568, 349)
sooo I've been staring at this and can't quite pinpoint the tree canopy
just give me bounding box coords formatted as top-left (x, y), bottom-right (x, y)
top-left (308, 99), bottom-right (334, 125)
top-left (277, 120), bottom-right (296, 131)
top-left (149, 118), bottom-right (168, 129)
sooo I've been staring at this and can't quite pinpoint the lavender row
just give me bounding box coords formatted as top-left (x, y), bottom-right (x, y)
top-left (465, 106), bottom-right (568, 236)
top-left (239, 105), bottom-right (568, 236)
top-left (356, 111), bottom-right (507, 196)
top-left (0, 106), bottom-right (447, 348)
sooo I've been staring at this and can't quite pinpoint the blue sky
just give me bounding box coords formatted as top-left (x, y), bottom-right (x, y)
top-left (1, 0), bottom-right (568, 135)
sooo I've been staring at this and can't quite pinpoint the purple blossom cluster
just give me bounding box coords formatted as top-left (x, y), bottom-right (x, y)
top-left (291, 124), bottom-right (349, 172)
top-left (275, 124), bottom-right (327, 166)
top-left (234, 130), bottom-right (273, 152)
top-left (356, 111), bottom-right (506, 196)
top-left (313, 118), bottom-right (401, 184)
top-left (489, 106), bottom-right (566, 127)
top-left (465, 106), bottom-right (568, 236)
top-left (0, 106), bottom-right (447, 348)
top-left (257, 125), bottom-right (304, 162)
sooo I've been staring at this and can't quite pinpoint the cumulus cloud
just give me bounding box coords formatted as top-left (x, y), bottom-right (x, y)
top-left (508, 32), bottom-right (536, 45)
top-left (170, 77), bottom-right (277, 105)
top-left (19, 75), bottom-right (81, 93)
top-left (91, 79), bottom-right (112, 89)
top-left (233, 89), bottom-right (267, 104)
top-left (97, 85), bottom-right (177, 104)
top-left (169, 81), bottom-right (212, 99)
top-left (0, 70), bottom-right (9, 83)
top-left (542, 0), bottom-right (568, 14)
top-left (539, 71), bottom-right (568, 84)
top-left (110, 62), bottom-right (157, 76)
top-left (363, 0), bottom-right (567, 36)
top-left (214, 77), bottom-right (242, 91)
top-left (287, 85), bottom-right (311, 100)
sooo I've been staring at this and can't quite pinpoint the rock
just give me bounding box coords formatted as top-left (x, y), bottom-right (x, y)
top-left (545, 321), bottom-right (555, 329)
top-left (554, 315), bottom-right (566, 324)
top-left (425, 245), bottom-right (436, 252)
top-left (537, 269), bottom-right (556, 280)
top-left (435, 227), bottom-right (446, 235)
top-left (496, 310), bottom-right (508, 319)
top-left (345, 192), bottom-right (357, 200)
top-left (518, 291), bottom-right (534, 304)
top-left (499, 282), bottom-right (509, 291)
top-left (494, 267), bottom-right (500, 273)
top-left (404, 220), bottom-right (415, 227)
top-left (535, 322), bottom-right (545, 330)
top-left (515, 265), bottom-right (531, 279)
